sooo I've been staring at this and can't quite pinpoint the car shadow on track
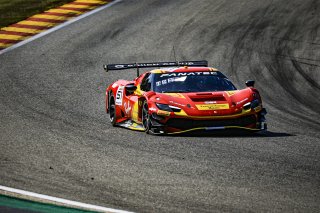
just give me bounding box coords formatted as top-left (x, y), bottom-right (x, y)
top-left (167, 130), bottom-right (294, 138)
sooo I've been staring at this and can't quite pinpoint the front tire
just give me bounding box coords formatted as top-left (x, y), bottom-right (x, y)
top-left (142, 101), bottom-right (151, 133)
top-left (109, 94), bottom-right (117, 126)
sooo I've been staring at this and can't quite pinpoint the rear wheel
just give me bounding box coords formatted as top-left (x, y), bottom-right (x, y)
top-left (109, 94), bottom-right (116, 126)
top-left (142, 101), bottom-right (151, 133)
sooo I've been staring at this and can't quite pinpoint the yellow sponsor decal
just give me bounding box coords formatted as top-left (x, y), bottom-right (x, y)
top-left (157, 110), bottom-right (171, 116)
top-left (150, 69), bottom-right (167, 74)
top-left (226, 91), bottom-right (237, 96)
top-left (196, 104), bottom-right (229, 110)
top-left (134, 84), bottom-right (143, 96)
top-left (132, 102), bottom-right (139, 122)
top-left (174, 109), bottom-right (188, 116)
top-left (163, 93), bottom-right (186, 99)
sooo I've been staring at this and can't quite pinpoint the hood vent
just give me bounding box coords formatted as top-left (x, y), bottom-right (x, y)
top-left (189, 94), bottom-right (226, 102)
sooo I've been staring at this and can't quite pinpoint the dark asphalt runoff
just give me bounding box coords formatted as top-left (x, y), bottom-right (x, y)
top-left (0, 0), bottom-right (319, 212)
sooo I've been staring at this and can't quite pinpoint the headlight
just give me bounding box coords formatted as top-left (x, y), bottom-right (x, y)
top-left (156, 103), bottom-right (181, 112)
top-left (251, 99), bottom-right (260, 108)
top-left (243, 99), bottom-right (260, 110)
top-left (156, 103), bottom-right (172, 111)
top-left (243, 102), bottom-right (251, 110)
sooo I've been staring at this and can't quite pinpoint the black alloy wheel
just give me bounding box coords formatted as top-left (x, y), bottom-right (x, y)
top-left (142, 101), bottom-right (151, 133)
top-left (109, 94), bottom-right (116, 126)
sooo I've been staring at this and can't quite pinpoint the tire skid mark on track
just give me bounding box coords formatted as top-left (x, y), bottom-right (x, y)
top-left (212, 0), bottom-right (320, 130)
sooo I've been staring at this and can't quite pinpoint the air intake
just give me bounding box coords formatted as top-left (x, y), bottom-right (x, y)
top-left (189, 94), bottom-right (226, 102)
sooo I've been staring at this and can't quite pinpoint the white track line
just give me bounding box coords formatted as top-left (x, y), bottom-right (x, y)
top-left (0, 185), bottom-right (133, 213)
top-left (0, 0), bottom-right (122, 55)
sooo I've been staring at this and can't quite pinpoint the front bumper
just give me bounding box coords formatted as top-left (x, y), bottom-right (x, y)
top-left (149, 108), bottom-right (267, 135)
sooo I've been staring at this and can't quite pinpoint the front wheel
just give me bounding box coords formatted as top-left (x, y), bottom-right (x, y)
top-left (142, 101), bottom-right (151, 133)
top-left (109, 94), bottom-right (117, 126)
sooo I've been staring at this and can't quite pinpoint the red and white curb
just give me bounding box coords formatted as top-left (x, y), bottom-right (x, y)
top-left (0, 0), bottom-right (122, 55)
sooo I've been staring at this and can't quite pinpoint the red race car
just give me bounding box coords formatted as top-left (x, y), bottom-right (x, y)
top-left (104, 60), bottom-right (267, 134)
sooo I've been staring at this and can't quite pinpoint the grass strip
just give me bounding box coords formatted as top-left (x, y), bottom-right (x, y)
top-left (0, 0), bottom-right (75, 28)
top-left (0, 194), bottom-right (97, 213)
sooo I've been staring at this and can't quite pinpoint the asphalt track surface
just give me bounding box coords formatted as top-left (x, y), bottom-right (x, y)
top-left (0, 0), bottom-right (319, 212)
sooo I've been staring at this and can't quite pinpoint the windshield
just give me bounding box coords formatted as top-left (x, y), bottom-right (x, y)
top-left (153, 72), bottom-right (237, 93)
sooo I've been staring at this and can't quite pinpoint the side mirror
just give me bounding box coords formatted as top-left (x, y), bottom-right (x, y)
top-left (245, 80), bottom-right (255, 87)
top-left (125, 84), bottom-right (137, 93)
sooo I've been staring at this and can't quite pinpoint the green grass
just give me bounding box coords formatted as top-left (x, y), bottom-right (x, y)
top-left (0, 0), bottom-right (75, 28)
top-left (0, 195), bottom-right (98, 213)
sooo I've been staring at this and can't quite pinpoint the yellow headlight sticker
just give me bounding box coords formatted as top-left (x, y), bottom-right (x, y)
top-left (157, 110), bottom-right (171, 116)
top-left (196, 104), bottom-right (230, 110)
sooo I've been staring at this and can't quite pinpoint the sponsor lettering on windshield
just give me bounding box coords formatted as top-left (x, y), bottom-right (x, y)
top-left (159, 72), bottom-right (218, 78)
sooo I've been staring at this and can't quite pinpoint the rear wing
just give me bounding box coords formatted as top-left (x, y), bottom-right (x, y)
top-left (103, 60), bottom-right (208, 76)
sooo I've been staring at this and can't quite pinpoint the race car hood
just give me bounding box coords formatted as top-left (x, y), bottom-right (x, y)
top-left (150, 88), bottom-right (257, 116)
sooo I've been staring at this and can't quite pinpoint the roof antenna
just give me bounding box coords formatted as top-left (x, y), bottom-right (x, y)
top-left (172, 45), bottom-right (177, 62)
top-left (172, 45), bottom-right (180, 66)
top-left (135, 62), bottom-right (139, 77)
